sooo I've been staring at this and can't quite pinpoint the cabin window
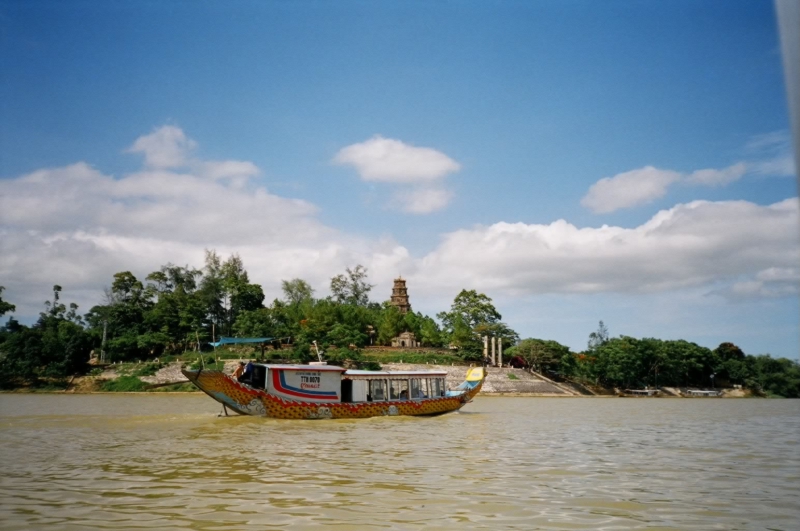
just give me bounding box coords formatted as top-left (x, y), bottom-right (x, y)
top-left (369, 379), bottom-right (386, 401)
top-left (351, 380), bottom-right (368, 402)
top-left (410, 378), bottom-right (425, 398)
top-left (430, 378), bottom-right (443, 397)
top-left (390, 379), bottom-right (408, 400)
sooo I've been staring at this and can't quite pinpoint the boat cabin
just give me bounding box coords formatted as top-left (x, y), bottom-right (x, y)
top-left (240, 364), bottom-right (448, 404)
top-left (342, 370), bottom-right (448, 403)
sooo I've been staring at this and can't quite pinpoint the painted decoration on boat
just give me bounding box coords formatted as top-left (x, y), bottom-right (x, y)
top-left (268, 369), bottom-right (340, 402)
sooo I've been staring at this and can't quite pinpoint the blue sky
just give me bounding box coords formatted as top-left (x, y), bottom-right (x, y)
top-left (1, 0), bottom-right (798, 358)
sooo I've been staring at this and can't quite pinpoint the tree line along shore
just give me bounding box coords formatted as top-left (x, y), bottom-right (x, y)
top-left (1, 251), bottom-right (798, 397)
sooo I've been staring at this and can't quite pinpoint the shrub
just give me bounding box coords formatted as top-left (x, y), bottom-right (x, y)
top-left (100, 375), bottom-right (149, 392)
top-left (131, 362), bottom-right (162, 377)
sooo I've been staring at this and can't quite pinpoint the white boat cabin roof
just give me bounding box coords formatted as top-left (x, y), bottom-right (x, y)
top-left (344, 369), bottom-right (448, 379)
top-left (256, 364), bottom-right (346, 372)
top-left (253, 364), bottom-right (447, 379)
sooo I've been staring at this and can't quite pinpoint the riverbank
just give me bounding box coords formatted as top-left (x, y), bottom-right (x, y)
top-left (1, 360), bottom-right (759, 397)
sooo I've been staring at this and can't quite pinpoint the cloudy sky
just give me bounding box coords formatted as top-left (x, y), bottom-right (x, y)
top-left (1, 1), bottom-right (798, 358)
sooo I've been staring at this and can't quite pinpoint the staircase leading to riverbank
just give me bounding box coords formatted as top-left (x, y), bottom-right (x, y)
top-left (382, 364), bottom-right (574, 395)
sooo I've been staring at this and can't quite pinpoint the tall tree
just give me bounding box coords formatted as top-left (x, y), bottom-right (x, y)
top-left (199, 250), bottom-right (264, 336)
top-left (330, 265), bottom-right (374, 306)
top-left (0, 286), bottom-right (15, 317)
top-left (439, 289), bottom-right (502, 330)
top-left (437, 289), bottom-right (513, 359)
top-left (281, 279), bottom-right (314, 305)
top-left (508, 338), bottom-right (570, 373)
top-left (0, 288), bottom-right (91, 384)
top-left (588, 320), bottom-right (610, 350)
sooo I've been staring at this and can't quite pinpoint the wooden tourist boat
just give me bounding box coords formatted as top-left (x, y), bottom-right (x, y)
top-left (182, 363), bottom-right (485, 419)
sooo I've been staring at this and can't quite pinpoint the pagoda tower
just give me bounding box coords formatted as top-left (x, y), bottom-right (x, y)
top-left (390, 278), bottom-right (412, 314)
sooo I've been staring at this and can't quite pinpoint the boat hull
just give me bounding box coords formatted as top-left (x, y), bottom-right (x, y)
top-left (182, 369), bottom-right (483, 419)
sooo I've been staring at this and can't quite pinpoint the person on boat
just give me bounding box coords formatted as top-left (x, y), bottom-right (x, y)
top-left (232, 361), bottom-right (245, 381)
top-left (399, 390), bottom-right (408, 400)
top-left (241, 360), bottom-right (254, 383)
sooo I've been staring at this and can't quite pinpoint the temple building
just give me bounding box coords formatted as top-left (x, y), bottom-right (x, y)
top-left (389, 277), bottom-right (419, 347)
top-left (390, 277), bottom-right (412, 314)
top-left (392, 331), bottom-right (419, 348)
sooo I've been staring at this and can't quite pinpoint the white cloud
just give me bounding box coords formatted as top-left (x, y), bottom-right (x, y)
top-left (333, 135), bottom-right (460, 214)
top-left (0, 128), bottom-right (417, 317)
top-left (686, 162), bottom-right (747, 186)
top-left (196, 160), bottom-right (260, 181)
top-left (749, 155), bottom-right (796, 177)
top-left (746, 131), bottom-right (797, 177)
top-left (391, 187), bottom-right (454, 214)
top-left (2, 126), bottom-right (797, 344)
top-left (414, 198), bottom-right (800, 297)
top-left (126, 125), bottom-right (197, 168)
top-left (581, 166), bottom-right (682, 213)
top-left (333, 135), bottom-right (460, 184)
top-left (714, 267), bottom-right (800, 300)
top-left (582, 131), bottom-right (797, 214)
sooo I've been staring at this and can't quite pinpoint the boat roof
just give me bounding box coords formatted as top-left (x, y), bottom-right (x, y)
top-left (251, 364), bottom-right (448, 377)
top-left (344, 370), bottom-right (448, 378)
top-left (256, 364), bottom-right (346, 372)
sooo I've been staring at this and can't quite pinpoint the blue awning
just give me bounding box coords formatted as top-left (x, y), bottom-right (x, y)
top-left (209, 336), bottom-right (273, 347)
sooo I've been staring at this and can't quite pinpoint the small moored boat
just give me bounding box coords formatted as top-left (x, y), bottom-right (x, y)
top-left (182, 363), bottom-right (485, 419)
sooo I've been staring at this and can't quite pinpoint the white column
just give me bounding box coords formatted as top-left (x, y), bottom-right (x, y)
top-left (491, 336), bottom-right (496, 366)
top-left (498, 338), bottom-right (503, 368)
top-left (483, 336), bottom-right (488, 361)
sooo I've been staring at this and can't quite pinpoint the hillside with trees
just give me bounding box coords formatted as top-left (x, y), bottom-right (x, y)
top-left (1, 257), bottom-right (798, 397)
top-left (506, 322), bottom-right (800, 398)
top-left (0, 253), bottom-right (508, 388)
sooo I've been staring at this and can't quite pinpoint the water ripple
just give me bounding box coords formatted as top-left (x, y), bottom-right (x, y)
top-left (0, 396), bottom-right (798, 530)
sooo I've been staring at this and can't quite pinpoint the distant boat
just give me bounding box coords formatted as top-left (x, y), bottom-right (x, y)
top-left (182, 363), bottom-right (485, 419)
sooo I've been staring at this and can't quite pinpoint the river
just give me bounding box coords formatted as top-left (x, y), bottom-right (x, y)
top-left (0, 395), bottom-right (797, 530)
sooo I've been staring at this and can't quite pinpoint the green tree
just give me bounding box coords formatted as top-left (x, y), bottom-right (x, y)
top-left (85, 272), bottom-right (153, 361)
top-left (507, 338), bottom-right (571, 373)
top-left (439, 289), bottom-right (502, 330)
top-left (749, 355), bottom-right (800, 397)
top-left (198, 250), bottom-right (264, 337)
top-left (662, 339), bottom-right (711, 387)
top-left (588, 320), bottom-right (609, 350)
top-left (592, 337), bottom-right (641, 388)
top-left (325, 323), bottom-right (367, 348)
top-left (419, 315), bottom-right (444, 347)
top-left (281, 278), bottom-right (314, 305)
top-left (0, 287), bottom-right (91, 385)
top-left (437, 289), bottom-right (513, 360)
top-left (330, 265), bottom-right (374, 306)
top-left (234, 307), bottom-right (281, 338)
top-left (0, 286), bottom-right (15, 317)
top-left (377, 304), bottom-right (405, 345)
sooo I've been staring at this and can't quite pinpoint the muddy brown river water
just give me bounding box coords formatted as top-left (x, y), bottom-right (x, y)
top-left (0, 395), bottom-right (797, 530)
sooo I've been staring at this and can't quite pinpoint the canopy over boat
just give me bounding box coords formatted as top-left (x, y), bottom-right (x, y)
top-left (209, 336), bottom-right (273, 348)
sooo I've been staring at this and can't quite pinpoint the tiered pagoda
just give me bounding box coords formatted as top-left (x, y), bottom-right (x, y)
top-left (389, 278), bottom-right (419, 347)
top-left (390, 277), bottom-right (412, 314)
